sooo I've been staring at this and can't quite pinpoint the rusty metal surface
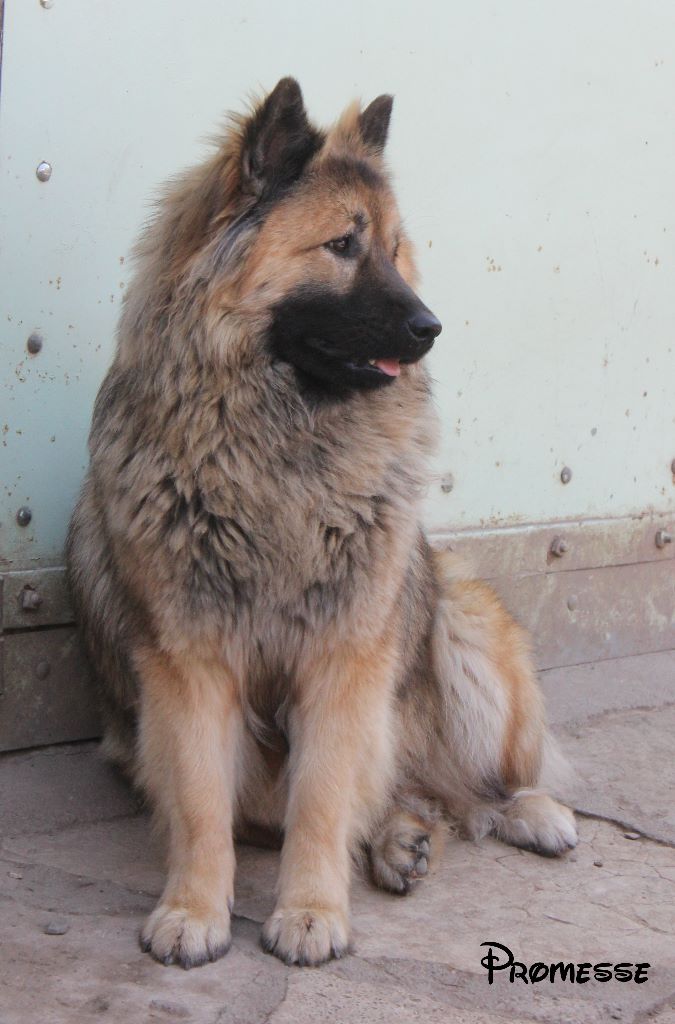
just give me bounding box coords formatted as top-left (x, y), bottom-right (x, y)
top-left (432, 513), bottom-right (675, 579)
top-left (1, 567), bottom-right (75, 630)
top-left (0, 627), bottom-right (99, 752)
top-left (493, 560), bottom-right (675, 672)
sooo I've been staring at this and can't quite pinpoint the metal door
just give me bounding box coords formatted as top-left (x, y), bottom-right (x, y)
top-left (1, 0), bottom-right (674, 749)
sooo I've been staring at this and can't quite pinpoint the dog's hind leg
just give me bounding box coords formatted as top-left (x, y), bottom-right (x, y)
top-left (423, 549), bottom-right (577, 857)
top-left (486, 790), bottom-right (577, 856)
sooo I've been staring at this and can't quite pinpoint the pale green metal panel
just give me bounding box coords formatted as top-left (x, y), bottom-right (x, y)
top-left (1, 0), bottom-right (674, 570)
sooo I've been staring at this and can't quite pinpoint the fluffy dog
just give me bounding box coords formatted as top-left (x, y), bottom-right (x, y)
top-left (67, 78), bottom-right (576, 968)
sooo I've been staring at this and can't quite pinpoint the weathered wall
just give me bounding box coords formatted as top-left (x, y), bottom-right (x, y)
top-left (1, 1), bottom-right (674, 752)
top-left (1, 0), bottom-right (674, 570)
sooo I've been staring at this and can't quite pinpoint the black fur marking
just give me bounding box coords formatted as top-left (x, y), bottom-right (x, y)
top-left (241, 77), bottom-right (324, 206)
top-left (321, 155), bottom-right (385, 192)
top-left (359, 94), bottom-right (394, 153)
top-left (268, 259), bottom-right (440, 400)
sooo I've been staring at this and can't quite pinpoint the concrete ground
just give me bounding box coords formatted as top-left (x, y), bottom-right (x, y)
top-left (1, 651), bottom-right (674, 1024)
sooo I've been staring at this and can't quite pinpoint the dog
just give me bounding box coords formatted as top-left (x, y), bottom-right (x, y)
top-left (66, 77), bottom-right (577, 969)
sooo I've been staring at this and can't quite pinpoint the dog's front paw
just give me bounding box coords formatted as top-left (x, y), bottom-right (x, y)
top-left (140, 901), bottom-right (231, 968)
top-left (261, 906), bottom-right (349, 966)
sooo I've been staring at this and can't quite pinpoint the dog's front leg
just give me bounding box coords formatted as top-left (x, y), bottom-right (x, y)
top-left (262, 640), bottom-right (396, 965)
top-left (136, 648), bottom-right (242, 968)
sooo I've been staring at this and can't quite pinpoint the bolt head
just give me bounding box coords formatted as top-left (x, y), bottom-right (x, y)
top-left (671, 458), bottom-right (675, 475)
top-left (27, 332), bottom-right (43, 355)
top-left (36, 661), bottom-right (51, 680)
top-left (560, 466), bottom-right (572, 485)
top-left (567, 595), bottom-right (578, 611)
top-left (16, 506), bottom-right (32, 527)
top-left (655, 529), bottom-right (672, 549)
top-left (40, 0), bottom-right (55, 7)
top-left (550, 537), bottom-right (568, 557)
top-left (21, 587), bottom-right (43, 611)
top-left (36, 161), bottom-right (52, 182)
top-left (440, 473), bottom-right (455, 494)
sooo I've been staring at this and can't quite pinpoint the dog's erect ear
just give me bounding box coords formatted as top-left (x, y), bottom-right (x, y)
top-left (241, 77), bottom-right (321, 198)
top-left (359, 94), bottom-right (394, 154)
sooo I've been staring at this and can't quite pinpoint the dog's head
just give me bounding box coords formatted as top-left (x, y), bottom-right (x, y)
top-left (147, 78), bottom-right (441, 398)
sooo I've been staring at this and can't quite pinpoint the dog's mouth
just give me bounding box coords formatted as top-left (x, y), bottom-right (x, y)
top-left (346, 356), bottom-right (403, 378)
top-left (268, 286), bottom-right (441, 397)
top-left (345, 344), bottom-right (434, 380)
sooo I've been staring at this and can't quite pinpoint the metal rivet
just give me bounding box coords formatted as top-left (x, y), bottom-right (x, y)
top-left (16, 507), bottom-right (32, 527)
top-left (560, 466), bottom-right (572, 485)
top-left (40, 0), bottom-right (56, 8)
top-left (36, 661), bottom-right (51, 680)
top-left (550, 537), bottom-right (568, 558)
top-left (21, 587), bottom-right (43, 611)
top-left (655, 529), bottom-right (672, 549)
top-left (36, 161), bottom-right (52, 182)
top-left (440, 473), bottom-right (455, 494)
top-left (27, 332), bottom-right (43, 355)
top-left (567, 595), bottom-right (578, 611)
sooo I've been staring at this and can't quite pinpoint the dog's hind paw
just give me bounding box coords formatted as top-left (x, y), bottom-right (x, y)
top-left (261, 906), bottom-right (349, 966)
top-left (492, 792), bottom-right (578, 857)
top-left (140, 902), bottom-right (231, 969)
top-left (369, 812), bottom-right (432, 894)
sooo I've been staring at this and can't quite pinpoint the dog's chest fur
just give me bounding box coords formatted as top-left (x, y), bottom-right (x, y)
top-left (91, 357), bottom-right (437, 659)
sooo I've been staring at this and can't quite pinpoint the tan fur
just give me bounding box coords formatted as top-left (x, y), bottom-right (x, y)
top-left (434, 551), bottom-right (544, 790)
top-left (66, 80), bottom-right (576, 969)
top-left (136, 648), bottom-right (240, 963)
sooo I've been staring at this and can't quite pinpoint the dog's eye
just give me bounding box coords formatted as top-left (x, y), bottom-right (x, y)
top-left (324, 233), bottom-right (355, 257)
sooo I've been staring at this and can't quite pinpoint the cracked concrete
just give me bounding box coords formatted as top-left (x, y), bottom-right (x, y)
top-left (1, 659), bottom-right (674, 1024)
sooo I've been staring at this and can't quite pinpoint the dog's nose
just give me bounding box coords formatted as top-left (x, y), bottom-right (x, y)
top-left (407, 310), bottom-right (443, 344)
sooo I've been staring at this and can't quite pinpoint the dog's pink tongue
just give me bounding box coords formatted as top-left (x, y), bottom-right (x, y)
top-left (373, 358), bottom-right (401, 377)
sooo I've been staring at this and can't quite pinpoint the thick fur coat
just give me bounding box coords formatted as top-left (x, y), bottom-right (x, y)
top-left (67, 78), bottom-right (576, 968)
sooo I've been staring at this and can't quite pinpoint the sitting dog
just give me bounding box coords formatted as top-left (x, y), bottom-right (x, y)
top-left (67, 78), bottom-right (577, 968)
